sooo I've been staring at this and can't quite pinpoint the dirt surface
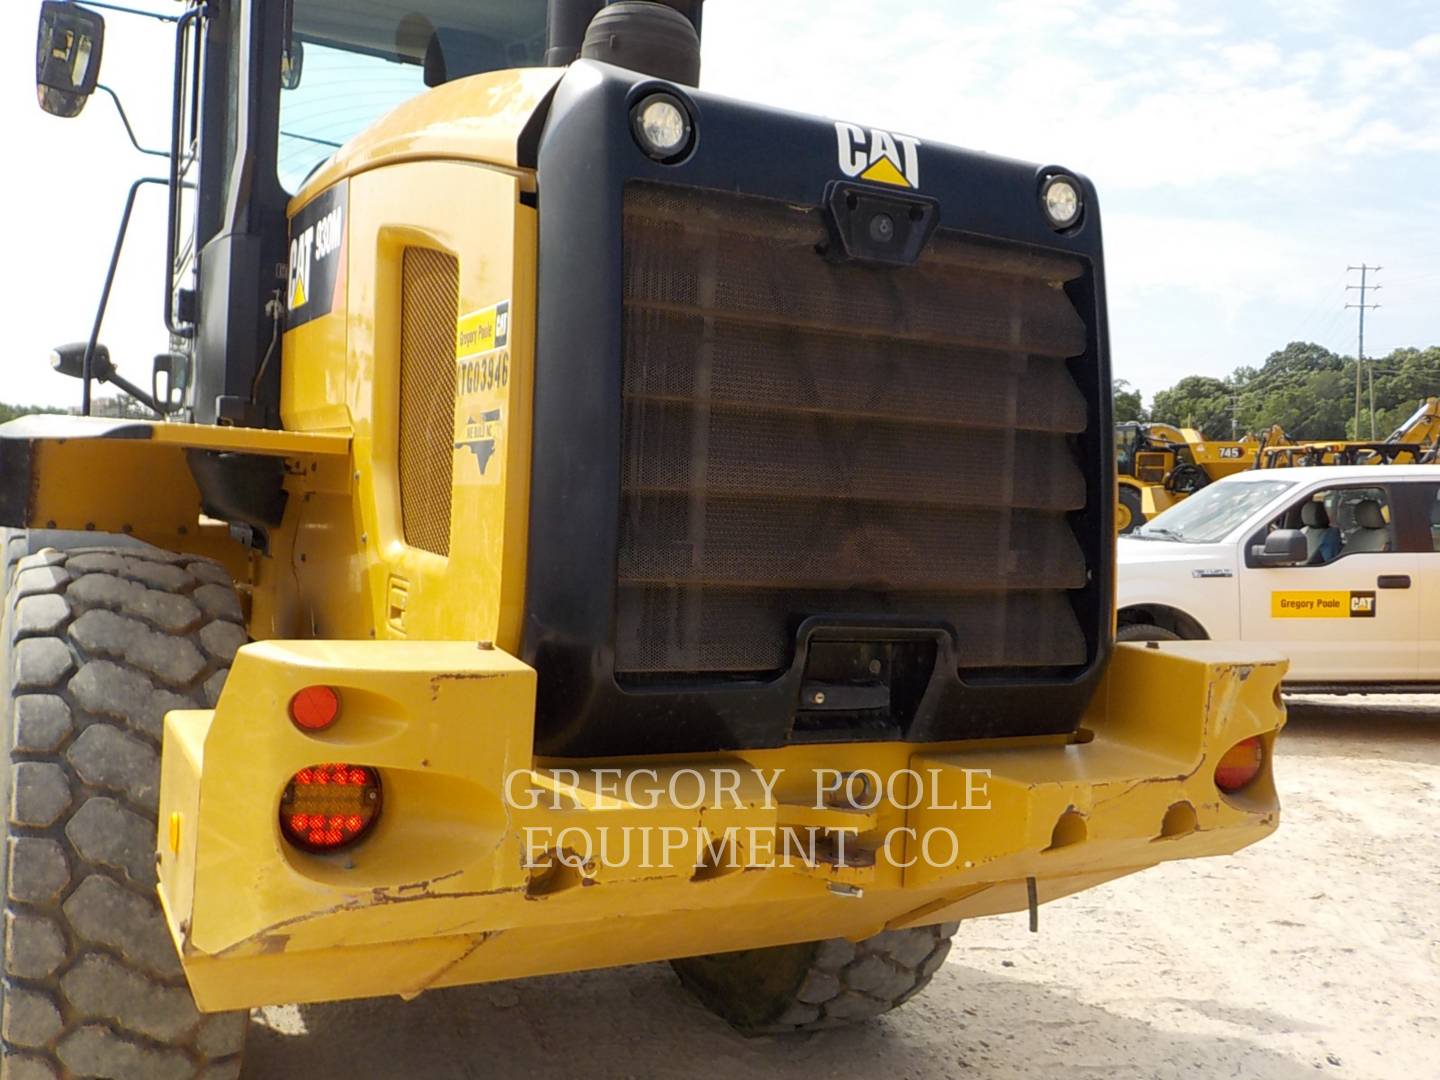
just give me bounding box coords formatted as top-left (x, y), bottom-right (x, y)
top-left (245, 695), bottom-right (1440, 1080)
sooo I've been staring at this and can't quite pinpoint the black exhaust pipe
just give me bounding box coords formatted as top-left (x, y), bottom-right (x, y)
top-left (549, 0), bottom-right (704, 85)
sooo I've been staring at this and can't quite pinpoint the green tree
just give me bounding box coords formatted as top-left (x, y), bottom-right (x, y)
top-left (0, 403), bottom-right (69, 425)
top-left (1144, 340), bottom-right (1440, 443)
top-left (1150, 375), bottom-right (1234, 438)
top-left (1112, 379), bottom-right (1145, 422)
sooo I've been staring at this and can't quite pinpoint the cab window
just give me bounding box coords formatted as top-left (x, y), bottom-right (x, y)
top-left (1266, 486), bottom-right (1393, 566)
top-left (1429, 488), bottom-right (1440, 552)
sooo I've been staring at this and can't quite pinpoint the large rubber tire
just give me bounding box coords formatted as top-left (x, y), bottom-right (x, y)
top-left (1117, 486), bottom-right (1146, 534)
top-left (1117, 622), bottom-right (1181, 643)
top-left (671, 922), bottom-right (957, 1034)
top-left (1, 540), bottom-right (249, 1079)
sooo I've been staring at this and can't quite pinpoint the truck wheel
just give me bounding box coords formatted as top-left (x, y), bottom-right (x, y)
top-left (671, 922), bottom-right (957, 1034)
top-left (1117, 486), bottom-right (1145, 534)
top-left (1, 541), bottom-right (249, 1079)
top-left (1117, 623), bottom-right (1180, 643)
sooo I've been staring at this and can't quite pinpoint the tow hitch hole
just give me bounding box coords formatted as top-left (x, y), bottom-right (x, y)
top-left (1157, 801), bottom-right (1198, 840)
top-left (525, 851), bottom-right (589, 897)
top-left (1045, 811), bottom-right (1087, 852)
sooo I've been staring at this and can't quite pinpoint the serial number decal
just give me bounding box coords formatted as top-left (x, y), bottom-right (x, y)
top-left (453, 298), bottom-right (512, 486)
top-left (458, 352), bottom-right (509, 395)
top-left (1218, 447), bottom-right (1244, 459)
top-left (1270, 591), bottom-right (1376, 618)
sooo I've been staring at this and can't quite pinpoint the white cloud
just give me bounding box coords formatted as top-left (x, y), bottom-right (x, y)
top-left (1, 0), bottom-right (1437, 411)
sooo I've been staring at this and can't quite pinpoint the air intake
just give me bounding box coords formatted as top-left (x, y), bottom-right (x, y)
top-left (398, 247), bottom-right (459, 557)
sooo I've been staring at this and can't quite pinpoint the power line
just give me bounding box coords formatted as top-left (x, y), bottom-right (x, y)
top-left (1346, 264), bottom-right (1382, 438)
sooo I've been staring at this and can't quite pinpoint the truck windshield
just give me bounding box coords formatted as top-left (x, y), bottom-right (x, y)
top-left (1132, 479), bottom-right (1295, 544)
top-left (279, 0), bottom-right (549, 190)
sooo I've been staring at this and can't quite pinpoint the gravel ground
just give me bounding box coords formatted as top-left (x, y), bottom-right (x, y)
top-left (245, 694), bottom-right (1440, 1080)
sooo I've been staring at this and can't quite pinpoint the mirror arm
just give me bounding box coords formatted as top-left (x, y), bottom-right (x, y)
top-left (96, 85), bottom-right (169, 159)
top-left (82, 176), bottom-right (168, 416)
top-left (102, 370), bottom-right (167, 420)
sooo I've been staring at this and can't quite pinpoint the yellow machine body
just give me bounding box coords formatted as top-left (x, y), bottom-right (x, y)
top-left (5, 70), bottom-right (1289, 1012)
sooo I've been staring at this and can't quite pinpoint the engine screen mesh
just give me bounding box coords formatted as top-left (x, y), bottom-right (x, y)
top-left (398, 247), bottom-right (459, 557)
top-left (618, 183), bottom-right (1092, 674)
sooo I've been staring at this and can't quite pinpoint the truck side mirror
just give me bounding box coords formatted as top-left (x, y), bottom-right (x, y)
top-left (36, 1), bottom-right (106, 118)
top-left (1249, 528), bottom-right (1308, 568)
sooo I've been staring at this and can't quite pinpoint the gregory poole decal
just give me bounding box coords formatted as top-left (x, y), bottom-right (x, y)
top-left (456, 299), bottom-right (510, 358)
top-left (286, 180), bottom-right (347, 330)
top-left (453, 298), bottom-right (511, 485)
top-left (834, 122), bottom-right (922, 189)
top-left (1270, 591), bottom-right (1377, 618)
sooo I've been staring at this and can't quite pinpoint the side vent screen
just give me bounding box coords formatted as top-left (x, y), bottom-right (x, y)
top-left (398, 247), bottom-right (459, 557)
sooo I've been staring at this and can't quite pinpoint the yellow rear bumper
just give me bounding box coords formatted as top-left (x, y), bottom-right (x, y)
top-left (157, 640), bottom-right (1284, 1011)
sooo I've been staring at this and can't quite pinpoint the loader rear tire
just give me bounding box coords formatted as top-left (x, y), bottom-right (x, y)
top-left (0, 540), bottom-right (248, 1080)
top-left (671, 922), bottom-right (957, 1035)
top-left (1117, 486), bottom-right (1146, 534)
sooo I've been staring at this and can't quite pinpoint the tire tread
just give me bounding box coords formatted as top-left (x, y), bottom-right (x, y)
top-left (2, 542), bottom-right (247, 1078)
top-left (672, 921), bottom-right (958, 1035)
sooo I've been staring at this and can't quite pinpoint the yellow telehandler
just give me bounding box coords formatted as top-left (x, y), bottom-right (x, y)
top-left (1114, 421), bottom-right (1287, 531)
top-left (4, 2), bottom-right (1285, 1075)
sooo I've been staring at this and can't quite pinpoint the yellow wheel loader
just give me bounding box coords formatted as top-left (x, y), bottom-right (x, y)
top-left (1114, 421), bottom-right (1288, 531)
top-left (5, 2), bottom-right (1285, 1075)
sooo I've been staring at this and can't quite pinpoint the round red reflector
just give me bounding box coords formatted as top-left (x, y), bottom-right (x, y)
top-left (279, 763), bottom-right (381, 853)
top-left (289, 686), bottom-right (340, 731)
top-left (1214, 736), bottom-right (1265, 794)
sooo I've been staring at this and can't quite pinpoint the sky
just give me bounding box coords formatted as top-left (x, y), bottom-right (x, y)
top-left (3, 0), bottom-right (1439, 409)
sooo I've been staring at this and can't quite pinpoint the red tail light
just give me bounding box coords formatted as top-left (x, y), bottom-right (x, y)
top-left (289, 685), bottom-right (341, 731)
top-left (1214, 736), bottom-right (1265, 794)
top-left (280, 763), bottom-right (381, 852)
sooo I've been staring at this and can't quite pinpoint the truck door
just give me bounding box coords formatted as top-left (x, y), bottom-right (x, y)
top-left (1238, 484), bottom-right (1419, 682)
top-left (1415, 483), bottom-right (1440, 678)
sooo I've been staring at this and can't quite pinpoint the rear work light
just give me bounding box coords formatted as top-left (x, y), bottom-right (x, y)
top-left (279, 763), bottom-right (381, 853)
top-left (1214, 736), bottom-right (1265, 794)
top-left (289, 685), bottom-right (340, 731)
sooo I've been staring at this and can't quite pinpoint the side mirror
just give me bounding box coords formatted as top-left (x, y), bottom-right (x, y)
top-left (50, 341), bottom-right (114, 381)
top-left (36, 1), bottom-right (106, 118)
top-left (1249, 528), bottom-right (1308, 568)
top-left (153, 352), bottom-right (190, 413)
top-left (281, 38), bottom-right (304, 91)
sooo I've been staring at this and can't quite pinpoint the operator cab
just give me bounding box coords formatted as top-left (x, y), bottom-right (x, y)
top-left (33, 0), bottom-right (700, 426)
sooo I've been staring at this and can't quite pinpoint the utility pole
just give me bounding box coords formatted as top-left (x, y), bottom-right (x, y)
top-left (1346, 264), bottom-right (1381, 438)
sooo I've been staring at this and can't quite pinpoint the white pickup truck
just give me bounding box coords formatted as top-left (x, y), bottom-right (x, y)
top-left (1117, 465), bottom-right (1440, 686)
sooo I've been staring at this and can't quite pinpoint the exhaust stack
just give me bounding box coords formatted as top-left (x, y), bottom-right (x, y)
top-left (549, 0), bottom-right (703, 86)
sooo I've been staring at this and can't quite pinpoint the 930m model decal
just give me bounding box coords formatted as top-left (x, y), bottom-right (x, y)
top-left (286, 180), bottom-right (347, 330)
top-left (834, 122), bottom-right (922, 190)
top-left (1271, 591), bottom-right (1376, 618)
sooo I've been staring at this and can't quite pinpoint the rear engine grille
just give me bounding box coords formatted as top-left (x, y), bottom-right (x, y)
top-left (617, 183), bottom-right (1091, 675)
top-left (398, 247), bottom-right (459, 557)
